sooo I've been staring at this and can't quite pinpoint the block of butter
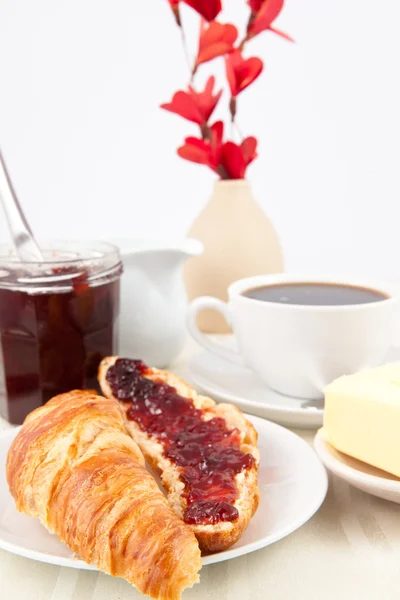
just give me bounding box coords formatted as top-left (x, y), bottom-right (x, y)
top-left (322, 362), bottom-right (400, 478)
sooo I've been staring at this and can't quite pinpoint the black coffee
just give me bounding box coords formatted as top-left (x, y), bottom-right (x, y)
top-left (242, 282), bottom-right (388, 306)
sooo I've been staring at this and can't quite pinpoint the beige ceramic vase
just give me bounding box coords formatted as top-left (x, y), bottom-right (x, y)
top-left (184, 179), bottom-right (284, 333)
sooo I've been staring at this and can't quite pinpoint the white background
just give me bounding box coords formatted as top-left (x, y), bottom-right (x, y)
top-left (0, 0), bottom-right (399, 279)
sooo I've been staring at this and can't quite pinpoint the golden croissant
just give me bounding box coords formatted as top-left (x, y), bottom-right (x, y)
top-left (6, 390), bottom-right (201, 600)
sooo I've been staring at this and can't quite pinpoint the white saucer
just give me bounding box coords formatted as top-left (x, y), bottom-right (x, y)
top-left (188, 345), bottom-right (324, 429)
top-left (188, 341), bottom-right (400, 430)
top-left (314, 430), bottom-right (400, 504)
top-left (0, 417), bottom-right (327, 569)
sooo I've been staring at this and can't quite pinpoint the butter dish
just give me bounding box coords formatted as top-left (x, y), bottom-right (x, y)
top-left (314, 430), bottom-right (400, 504)
top-left (314, 362), bottom-right (400, 503)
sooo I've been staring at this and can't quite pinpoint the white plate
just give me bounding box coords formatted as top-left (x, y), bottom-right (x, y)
top-left (188, 345), bottom-right (324, 429)
top-left (0, 416), bottom-right (327, 569)
top-left (314, 430), bottom-right (400, 504)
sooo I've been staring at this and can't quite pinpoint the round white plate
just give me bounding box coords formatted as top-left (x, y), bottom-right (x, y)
top-left (188, 346), bottom-right (324, 429)
top-left (314, 430), bottom-right (400, 504)
top-left (0, 416), bottom-right (327, 569)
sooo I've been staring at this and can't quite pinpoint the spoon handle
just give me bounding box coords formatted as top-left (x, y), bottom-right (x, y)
top-left (0, 147), bottom-right (43, 262)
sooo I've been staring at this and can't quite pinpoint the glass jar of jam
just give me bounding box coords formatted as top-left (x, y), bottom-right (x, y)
top-left (0, 241), bottom-right (122, 424)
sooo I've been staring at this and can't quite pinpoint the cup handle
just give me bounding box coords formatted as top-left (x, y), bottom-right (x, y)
top-left (187, 297), bottom-right (244, 366)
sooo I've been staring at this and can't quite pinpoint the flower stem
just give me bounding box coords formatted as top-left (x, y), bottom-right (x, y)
top-left (180, 28), bottom-right (194, 78)
top-left (201, 123), bottom-right (211, 140)
top-left (229, 97), bottom-right (237, 122)
top-left (216, 165), bottom-right (229, 180)
top-left (171, 5), bottom-right (181, 27)
top-left (247, 11), bottom-right (256, 34)
top-left (235, 121), bottom-right (244, 141)
top-left (238, 10), bottom-right (255, 49)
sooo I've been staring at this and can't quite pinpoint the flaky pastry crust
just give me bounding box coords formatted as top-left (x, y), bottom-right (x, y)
top-left (6, 390), bottom-right (201, 600)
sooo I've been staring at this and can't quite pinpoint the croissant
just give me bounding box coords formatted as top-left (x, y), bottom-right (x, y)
top-left (6, 390), bottom-right (201, 600)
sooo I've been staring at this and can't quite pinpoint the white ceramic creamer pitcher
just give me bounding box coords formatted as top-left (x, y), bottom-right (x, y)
top-left (114, 238), bottom-right (203, 367)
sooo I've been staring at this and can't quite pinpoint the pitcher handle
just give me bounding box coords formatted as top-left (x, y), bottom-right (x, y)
top-left (187, 297), bottom-right (244, 366)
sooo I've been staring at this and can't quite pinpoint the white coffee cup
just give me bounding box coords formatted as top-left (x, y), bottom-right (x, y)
top-left (187, 274), bottom-right (400, 399)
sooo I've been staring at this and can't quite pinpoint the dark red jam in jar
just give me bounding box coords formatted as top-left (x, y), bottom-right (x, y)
top-left (106, 358), bottom-right (255, 526)
top-left (0, 242), bottom-right (122, 424)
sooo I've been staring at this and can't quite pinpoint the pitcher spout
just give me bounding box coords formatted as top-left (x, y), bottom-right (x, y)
top-left (177, 238), bottom-right (204, 260)
top-left (114, 238), bottom-right (203, 280)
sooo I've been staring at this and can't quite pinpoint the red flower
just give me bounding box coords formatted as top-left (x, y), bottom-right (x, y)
top-left (177, 121), bottom-right (222, 171)
top-left (247, 0), bottom-right (293, 41)
top-left (183, 0), bottom-right (222, 21)
top-left (161, 91), bottom-right (204, 125)
top-left (219, 136), bottom-right (258, 178)
top-left (190, 77), bottom-right (223, 123)
top-left (161, 77), bottom-right (222, 125)
top-left (178, 121), bottom-right (258, 179)
top-left (225, 50), bottom-right (263, 97)
top-left (220, 142), bottom-right (246, 179)
top-left (177, 136), bottom-right (216, 168)
top-left (195, 20), bottom-right (238, 70)
top-left (219, 135), bottom-right (258, 178)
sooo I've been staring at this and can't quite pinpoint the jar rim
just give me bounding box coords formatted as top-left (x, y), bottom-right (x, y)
top-left (0, 240), bottom-right (120, 265)
top-left (0, 240), bottom-right (122, 292)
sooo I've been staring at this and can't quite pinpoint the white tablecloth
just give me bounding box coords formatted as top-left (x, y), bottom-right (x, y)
top-left (1, 338), bottom-right (400, 600)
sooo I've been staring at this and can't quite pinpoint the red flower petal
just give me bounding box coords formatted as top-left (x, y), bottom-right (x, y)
top-left (225, 52), bottom-right (238, 98)
top-left (220, 142), bottom-right (246, 179)
top-left (208, 120), bottom-right (224, 165)
top-left (201, 75), bottom-right (215, 98)
top-left (183, 0), bottom-right (222, 21)
top-left (241, 137), bottom-right (258, 166)
top-left (161, 76), bottom-right (223, 125)
top-left (249, 0), bottom-right (284, 37)
top-left (196, 20), bottom-right (238, 67)
top-left (177, 137), bottom-right (212, 166)
top-left (225, 51), bottom-right (264, 97)
top-left (268, 26), bottom-right (294, 42)
top-left (197, 42), bottom-right (233, 65)
top-left (201, 21), bottom-right (237, 48)
top-left (235, 57), bottom-right (263, 91)
top-left (161, 91), bottom-right (203, 124)
top-left (248, 0), bottom-right (263, 11)
top-left (184, 137), bottom-right (209, 150)
top-left (188, 76), bottom-right (223, 122)
top-left (210, 121), bottom-right (224, 150)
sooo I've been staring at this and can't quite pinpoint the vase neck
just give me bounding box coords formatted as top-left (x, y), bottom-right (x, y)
top-left (212, 180), bottom-right (252, 203)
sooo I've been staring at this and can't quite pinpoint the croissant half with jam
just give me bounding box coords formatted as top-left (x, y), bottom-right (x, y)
top-left (99, 357), bottom-right (260, 553)
top-left (6, 390), bottom-right (201, 600)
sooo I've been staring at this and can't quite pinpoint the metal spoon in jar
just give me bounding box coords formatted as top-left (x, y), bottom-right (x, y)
top-left (0, 146), bottom-right (43, 262)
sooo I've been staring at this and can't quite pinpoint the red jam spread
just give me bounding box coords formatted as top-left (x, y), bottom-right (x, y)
top-left (106, 358), bottom-right (255, 525)
top-left (0, 269), bottom-right (120, 425)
